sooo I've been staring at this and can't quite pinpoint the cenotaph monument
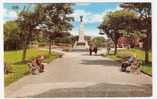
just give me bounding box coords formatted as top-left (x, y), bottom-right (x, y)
top-left (73, 16), bottom-right (89, 49)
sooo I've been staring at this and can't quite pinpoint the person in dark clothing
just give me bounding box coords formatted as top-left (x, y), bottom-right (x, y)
top-left (89, 43), bottom-right (94, 55)
top-left (93, 45), bottom-right (98, 55)
top-left (121, 55), bottom-right (135, 72)
top-left (89, 42), bottom-right (97, 55)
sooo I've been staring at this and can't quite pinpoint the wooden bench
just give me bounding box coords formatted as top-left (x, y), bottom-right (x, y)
top-left (127, 60), bottom-right (142, 74)
top-left (28, 63), bottom-right (40, 75)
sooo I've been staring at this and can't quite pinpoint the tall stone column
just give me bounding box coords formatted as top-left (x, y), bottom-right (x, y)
top-left (78, 16), bottom-right (85, 43)
top-left (73, 16), bottom-right (89, 49)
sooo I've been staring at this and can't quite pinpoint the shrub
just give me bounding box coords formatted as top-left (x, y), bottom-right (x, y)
top-left (117, 51), bottom-right (132, 59)
top-left (4, 63), bottom-right (13, 74)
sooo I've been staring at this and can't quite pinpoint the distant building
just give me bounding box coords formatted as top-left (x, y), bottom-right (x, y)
top-left (117, 36), bottom-right (141, 48)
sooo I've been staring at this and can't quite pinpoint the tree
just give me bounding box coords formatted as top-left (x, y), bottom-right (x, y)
top-left (120, 3), bottom-right (151, 63)
top-left (7, 4), bottom-right (74, 60)
top-left (93, 36), bottom-right (105, 47)
top-left (99, 10), bottom-right (137, 55)
top-left (39, 3), bottom-right (74, 54)
top-left (54, 32), bottom-right (72, 44)
top-left (16, 4), bottom-right (43, 61)
top-left (4, 21), bottom-right (22, 50)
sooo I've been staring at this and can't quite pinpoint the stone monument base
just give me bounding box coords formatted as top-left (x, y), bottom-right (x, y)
top-left (73, 41), bottom-right (89, 49)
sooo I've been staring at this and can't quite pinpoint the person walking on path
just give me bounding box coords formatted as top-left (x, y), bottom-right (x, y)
top-left (89, 41), bottom-right (97, 56)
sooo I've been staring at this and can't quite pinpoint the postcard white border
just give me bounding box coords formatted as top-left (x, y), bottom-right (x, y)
top-left (1, 0), bottom-right (156, 99)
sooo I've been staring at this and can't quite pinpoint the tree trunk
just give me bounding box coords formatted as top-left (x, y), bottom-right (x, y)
top-left (144, 49), bottom-right (149, 64)
top-left (22, 30), bottom-right (32, 61)
top-left (22, 46), bottom-right (27, 61)
top-left (22, 40), bottom-right (28, 61)
top-left (49, 38), bottom-right (52, 55)
top-left (114, 41), bottom-right (117, 55)
top-left (114, 36), bottom-right (118, 55)
top-left (144, 32), bottom-right (150, 64)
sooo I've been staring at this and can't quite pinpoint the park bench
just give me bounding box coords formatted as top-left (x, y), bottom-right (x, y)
top-left (27, 63), bottom-right (40, 75)
top-left (28, 56), bottom-right (46, 75)
top-left (126, 60), bottom-right (142, 74)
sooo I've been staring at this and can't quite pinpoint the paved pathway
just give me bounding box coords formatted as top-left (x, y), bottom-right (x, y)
top-left (5, 48), bottom-right (152, 98)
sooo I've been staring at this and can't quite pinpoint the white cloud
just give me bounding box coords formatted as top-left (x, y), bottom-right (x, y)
top-left (70, 28), bottom-right (109, 39)
top-left (69, 5), bottom-right (122, 36)
top-left (10, 11), bottom-right (18, 18)
top-left (70, 29), bottom-right (79, 36)
top-left (76, 3), bottom-right (91, 6)
top-left (87, 11), bottom-right (108, 23)
top-left (115, 6), bottom-right (123, 11)
top-left (70, 9), bottom-right (91, 23)
top-left (3, 8), bottom-right (18, 23)
top-left (70, 26), bottom-right (100, 36)
top-left (69, 9), bottom-right (113, 36)
top-left (73, 9), bottom-right (91, 17)
top-left (70, 9), bottom-right (113, 24)
top-left (85, 29), bottom-right (99, 36)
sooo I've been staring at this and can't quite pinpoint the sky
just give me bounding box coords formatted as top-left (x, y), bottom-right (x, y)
top-left (3, 3), bottom-right (121, 36)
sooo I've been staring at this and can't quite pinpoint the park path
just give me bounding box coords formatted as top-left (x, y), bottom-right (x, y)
top-left (5, 48), bottom-right (152, 97)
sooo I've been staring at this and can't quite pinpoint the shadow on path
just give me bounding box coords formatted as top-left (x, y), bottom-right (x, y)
top-left (81, 59), bottom-right (121, 67)
top-left (28, 83), bottom-right (152, 98)
top-left (71, 49), bottom-right (88, 52)
top-left (81, 53), bottom-right (102, 56)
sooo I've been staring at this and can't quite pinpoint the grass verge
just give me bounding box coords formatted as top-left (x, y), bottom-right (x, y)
top-left (105, 48), bottom-right (152, 75)
top-left (4, 48), bottom-right (61, 86)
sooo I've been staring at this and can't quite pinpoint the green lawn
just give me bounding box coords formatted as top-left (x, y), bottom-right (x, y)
top-left (4, 48), bottom-right (61, 86)
top-left (106, 48), bottom-right (152, 75)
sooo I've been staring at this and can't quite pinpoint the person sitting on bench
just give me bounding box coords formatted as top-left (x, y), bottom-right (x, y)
top-left (28, 55), bottom-right (45, 74)
top-left (28, 58), bottom-right (40, 74)
top-left (130, 59), bottom-right (141, 73)
top-left (121, 54), bottom-right (136, 72)
top-left (36, 55), bottom-right (45, 73)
